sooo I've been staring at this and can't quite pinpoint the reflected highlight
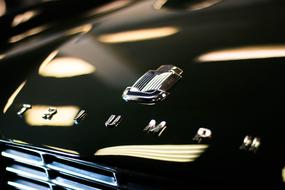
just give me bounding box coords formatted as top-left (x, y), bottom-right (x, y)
top-left (153, 0), bottom-right (168, 9)
top-left (154, 0), bottom-right (221, 10)
top-left (11, 139), bottom-right (29, 145)
top-left (98, 27), bottom-right (179, 43)
top-left (66, 24), bottom-right (92, 36)
top-left (39, 57), bottom-right (95, 78)
top-left (0, 54), bottom-right (5, 60)
top-left (12, 11), bottom-right (38, 27)
top-left (93, 0), bottom-right (131, 14)
top-left (38, 50), bottom-right (59, 73)
top-left (3, 81), bottom-right (26, 114)
top-left (0, 0), bottom-right (6, 16)
top-left (45, 145), bottom-right (79, 155)
top-left (190, 0), bottom-right (221, 11)
top-left (95, 144), bottom-right (208, 162)
top-left (196, 45), bottom-right (285, 62)
top-left (25, 105), bottom-right (79, 127)
top-left (9, 26), bottom-right (47, 43)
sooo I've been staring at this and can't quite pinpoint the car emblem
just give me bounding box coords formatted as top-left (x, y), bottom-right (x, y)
top-left (17, 104), bottom-right (32, 117)
top-left (105, 114), bottom-right (122, 128)
top-left (240, 135), bottom-right (261, 153)
top-left (193, 128), bottom-right (212, 143)
top-left (144, 119), bottom-right (167, 136)
top-left (74, 109), bottom-right (87, 125)
top-left (122, 65), bottom-right (183, 104)
top-left (42, 107), bottom-right (57, 120)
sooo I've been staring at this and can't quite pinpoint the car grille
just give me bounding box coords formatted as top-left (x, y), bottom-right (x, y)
top-left (0, 143), bottom-right (118, 190)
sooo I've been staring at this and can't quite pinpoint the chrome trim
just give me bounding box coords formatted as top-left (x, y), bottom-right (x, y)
top-left (42, 107), bottom-right (57, 120)
top-left (47, 161), bottom-right (117, 186)
top-left (74, 109), bottom-right (87, 125)
top-left (1, 149), bottom-right (43, 166)
top-left (1, 144), bottom-right (118, 190)
top-left (7, 179), bottom-right (52, 190)
top-left (105, 115), bottom-right (122, 128)
top-left (6, 164), bottom-right (49, 182)
top-left (17, 104), bottom-right (32, 117)
top-left (144, 119), bottom-right (167, 136)
top-left (52, 177), bottom-right (101, 190)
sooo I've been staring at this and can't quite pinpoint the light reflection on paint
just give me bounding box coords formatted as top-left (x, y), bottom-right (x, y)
top-left (12, 11), bottom-right (38, 27)
top-left (93, 0), bottom-right (131, 14)
top-left (11, 139), bottom-right (29, 145)
top-left (44, 145), bottom-right (79, 155)
top-left (0, 0), bottom-right (6, 16)
top-left (65, 24), bottom-right (92, 36)
top-left (25, 105), bottom-right (79, 127)
top-left (190, 0), bottom-right (221, 11)
top-left (9, 26), bottom-right (47, 43)
top-left (196, 45), bottom-right (285, 62)
top-left (39, 57), bottom-right (95, 78)
top-left (95, 144), bottom-right (208, 162)
top-left (38, 50), bottom-right (59, 73)
top-left (3, 81), bottom-right (26, 114)
top-left (0, 54), bottom-right (5, 60)
top-left (153, 0), bottom-right (168, 9)
top-left (97, 27), bottom-right (179, 43)
top-left (153, 0), bottom-right (221, 10)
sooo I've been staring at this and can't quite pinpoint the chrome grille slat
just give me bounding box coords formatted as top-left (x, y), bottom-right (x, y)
top-left (1, 149), bottom-right (43, 166)
top-left (8, 179), bottom-right (52, 190)
top-left (52, 177), bottom-right (101, 190)
top-left (1, 145), bottom-right (117, 190)
top-left (6, 164), bottom-right (49, 181)
top-left (47, 161), bottom-right (116, 186)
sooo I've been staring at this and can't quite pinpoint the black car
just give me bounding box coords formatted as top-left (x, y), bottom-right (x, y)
top-left (0, 0), bottom-right (284, 189)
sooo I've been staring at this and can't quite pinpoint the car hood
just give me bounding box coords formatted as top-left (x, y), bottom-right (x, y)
top-left (0, 0), bottom-right (284, 186)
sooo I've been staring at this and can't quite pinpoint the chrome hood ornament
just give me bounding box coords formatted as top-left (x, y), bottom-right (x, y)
top-left (122, 65), bottom-right (183, 104)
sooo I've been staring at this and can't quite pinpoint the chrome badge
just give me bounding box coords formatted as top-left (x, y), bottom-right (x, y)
top-left (74, 109), bottom-right (87, 125)
top-left (193, 128), bottom-right (212, 143)
top-left (105, 114), bottom-right (122, 128)
top-left (240, 135), bottom-right (261, 153)
top-left (144, 119), bottom-right (167, 136)
top-left (42, 107), bottom-right (57, 120)
top-left (17, 104), bottom-right (32, 117)
top-left (122, 65), bottom-right (183, 104)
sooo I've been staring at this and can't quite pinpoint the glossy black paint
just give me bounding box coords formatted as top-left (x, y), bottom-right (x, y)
top-left (0, 0), bottom-right (285, 189)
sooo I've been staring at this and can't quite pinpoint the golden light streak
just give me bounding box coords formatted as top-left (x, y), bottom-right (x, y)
top-left (44, 145), bottom-right (79, 155)
top-left (153, 0), bottom-right (168, 10)
top-left (98, 152), bottom-right (195, 162)
top-left (9, 26), bottom-right (47, 43)
top-left (95, 144), bottom-right (208, 162)
top-left (0, 54), bottom-right (5, 60)
top-left (39, 57), bottom-right (95, 78)
top-left (12, 139), bottom-right (29, 145)
top-left (0, 0), bottom-right (6, 16)
top-left (97, 27), bottom-right (179, 43)
top-left (190, 0), bottom-right (221, 11)
top-left (12, 11), bottom-right (38, 27)
top-left (38, 50), bottom-right (59, 73)
top-left (196, 45), bottom-right (285, 62)
top-left (153, 0), bottom-right (221, 10)
top-left (3, 81), bottom-right (26, 114)
top-left (25, 105), bottom-right (79, 127)
top-left (66, 24), bottom-right (92, 36)
top-left (94, 0), bottom-right (131, 14)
